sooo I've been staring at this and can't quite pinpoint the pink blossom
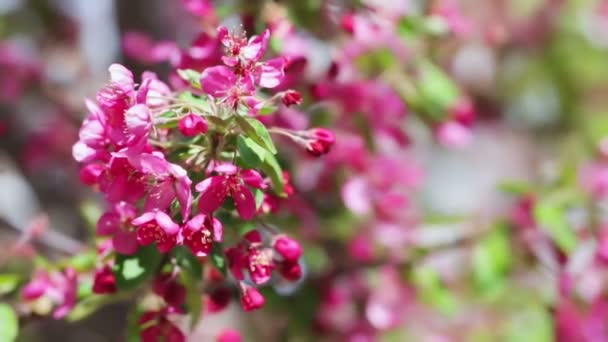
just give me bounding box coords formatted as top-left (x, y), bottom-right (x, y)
top-left (195, 166), bottom-right (264, 220)
top-left (92, 265), bottom-right (117, 294)
top-left (239, 284), bottom-right (265, 311)
top-left (179, 214), bottom-right (223, 257)
top-left (216, 329), bottom-right (242, 342)
top-left (132, 211), bottom-right (180, 253)
top-left (137, 153), bottom-right (193, 222)
top-left (97, 201), bottom-right (139, 255)
top-left (436, 120), bottom-right (473, 148)
top-left (178, 113), bottom-right (208, 136)
top-left (139, 310), bottom-right (185, 342)
top-left (22, 268), bottom-right (78, 319)
top-left (273, 236), bottom-right (302, 262)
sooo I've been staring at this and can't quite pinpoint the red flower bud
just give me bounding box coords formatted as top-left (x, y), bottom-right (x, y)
top-left (178, 113), bottom-right (208, 136)
top-left (279, 261), bottom-right (302, 281)
top-left (205, 286), bottom-right (232, 313)
top-left (274, 236), bottom-right (302, 262)
top-left (92, 265), bottom-right (117, 294)
top-left (240, 284), bottom-right (265, 311)
top-left (79, 164), bottom-right (104, 186)
top-left (281, 90), bottom-right (302, 107)
top-left (341, 13), bottom-right (356, 34)
top-left (305, 128), bottom-right (335, 156)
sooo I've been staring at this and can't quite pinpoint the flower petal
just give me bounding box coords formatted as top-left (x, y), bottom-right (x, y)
top-left (196, 176), bottom-right (229, 215)
top-left (201, 65), bottom-right (237, 98)
top-left (232, 184), bottom-right (256, 220)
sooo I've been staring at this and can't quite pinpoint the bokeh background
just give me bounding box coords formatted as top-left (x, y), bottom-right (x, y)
top-left (2, 0), bottom-right (608, 341)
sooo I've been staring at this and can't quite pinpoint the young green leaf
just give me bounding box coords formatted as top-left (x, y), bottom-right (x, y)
top-left (177, 69), bottom-right (203, 89)
top-left (0, 304), bottom-right (18, 342)
top-left (113, 246), bottom-right (163, 291)
top-left (237, 135), bottom-right (266, 168)
top-left (210, 243), bottom-right (227, 276)
top-left (235, 116), bottom-right (277, 154)
top-left (0, 274), bottom-right (20, 296)
top-left (533, 202), bottom-right (577, 253)
top-left (261, 152), bottom-right (286, 196)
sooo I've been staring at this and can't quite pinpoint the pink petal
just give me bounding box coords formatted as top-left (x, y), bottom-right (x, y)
top-left (154, 211), bottom-right (180, 235)
top-left (240, 169), bottom-right (266, 189)
top-left (242, 29), bottom-right (270, 62)
top-left (124, 104), bottom-right (152, 141)
top-left (113, 231), bottom-right (139, 255)
top-left (201, 65), bottom-right (237, 98)
top-left (108, 64), bottom-right (134, 94)
top-left (232, 184), bottom-right (256, 220)
top-left (97, 212), bottom-right (120, 235)
top-left (196, 176), bottom-right (229, 214)
top-left (255, 57), bottom-right (285, 88)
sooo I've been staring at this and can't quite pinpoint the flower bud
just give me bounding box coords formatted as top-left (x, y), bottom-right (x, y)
top-left (305, 128), bottom-right (335, 156)
top-left (240, 284), bottom-right (265, 311)
top-left (178, 113), bottom-right (208, 136)
top-left (279, 261), bottom-right (302, 281)
top-left (281, 90), bottom-right (302, 107)
top-left (206, 286), bottom-right (232, 313)
top-left (217, 329), bottom-right (242, 342)
top-left (274, 236), bottom-right (302, 262)
top-left (92, 265), bottom-right (117, 294)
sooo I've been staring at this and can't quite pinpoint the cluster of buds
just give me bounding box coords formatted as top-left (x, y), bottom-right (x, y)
top-left (49, 24), bottom-right (335, 340)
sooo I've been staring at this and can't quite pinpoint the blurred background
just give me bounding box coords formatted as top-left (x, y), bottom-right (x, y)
top-left (2, 0), bottom-right (608, 341)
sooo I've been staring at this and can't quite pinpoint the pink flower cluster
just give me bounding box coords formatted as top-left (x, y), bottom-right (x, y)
top-left (67, 25), bottom-right (334, 339)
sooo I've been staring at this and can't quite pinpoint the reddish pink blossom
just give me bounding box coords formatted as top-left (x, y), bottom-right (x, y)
top-left (179, 214), bottom-right (223, 257)
top-left (240, 284), bottom-right (265, 311)
top-left (195, 166), bottom-right (264, 220)
top-left (132, 211), bottom-right (180, 253)
top-left (281, 90), bottom-right (302, 107)
top-left (178, 113), bottom-right (208, 136)
top-left (226, 230), bottom-right (276, 285)
top-left (92, 265), bottom-right (117, 294)
top-left (96, 201), bottom-right (139, 255)
top-left (205, 286), bottom-right (232, 313)
top-left (278, 261), bottom-right (302, 281)
top-left (273, 236), bottom-right (302, 262)
top-left (153, 273), bottom-right (186, 310)
top-left (216, 329), bottom-right (242, 342)
top-left (139, 310), bottom-right (185, 342)
top-left (305, 128), bottom-right (336, 156)
top-left (134, 153), bottom-right (193, 221)
top-left (22, 268), bottom-right (78, 319)
top-left (436, 121), bottom-right (472, 148)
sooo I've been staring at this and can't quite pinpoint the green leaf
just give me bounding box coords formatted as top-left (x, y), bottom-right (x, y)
top-left (412, 267), bottom-right (456, 314)
top-left (210, 243), bottom-right (227, 276)
top-left (0, 274), bottom-right (20, 295)
top-left (504, 306), bottom-right (554, 342)
top-left (259, 106), bottom-right (278, 116)
top-left (113, 246), bottom-right (162, 291)
top-left (235, 116), bottom-right (277, 154)
top-left (67, 295), bottom-right (113, 322)
top-left (418, 61), bottom-right (459, 118)
top-left (254, 189), bottom-right (265, 210)
top-left (174, 246), bottom-right (203, 279)
top-left (533, 202), bottom-right (577, 253)
top-left (261, 152), bottom-right (285, 196)
top-left (68, 251), bottom-right (97, 272)
top-left (155, 110), bottom-right (179, 129)
top-left (237, 136), bottom-right (266, 168)
top-left (177, 69), bottom-right (202, 89)
top-left (498, 181), bottom-right (531, 196)
top-left (179, 92), bottom-right (212, 114)
top-left (473, 227), bottom-right (512, 291)
top-left (0, 304), bottom-right (18, 342)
